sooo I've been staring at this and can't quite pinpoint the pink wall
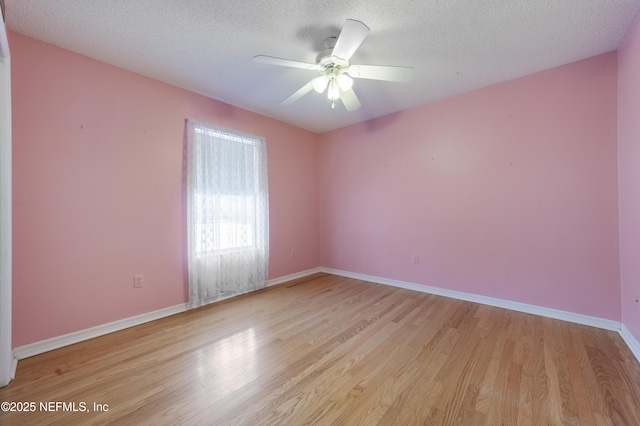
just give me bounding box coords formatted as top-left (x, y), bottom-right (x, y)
top-left (9, 28), bottom-right (627, 348)
top-left (618, 10), bottom-right (640, 343)
top-left (319, 53), bottom-right (620, 320)
top-left (10, 32), bottom-right (319, 347)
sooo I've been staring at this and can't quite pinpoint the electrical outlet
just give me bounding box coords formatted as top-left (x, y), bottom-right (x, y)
top-left (635, 289), bottom-right (640, 305)
top-left (134, 274), bottom-right (144, 288)
top-left (413, 255), bottom-right (419, 264)
top-left (291, 249), bottom-right (296, 258)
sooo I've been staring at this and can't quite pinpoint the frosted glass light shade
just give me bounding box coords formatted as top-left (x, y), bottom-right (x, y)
top-left (336, 74), bottom-right (353, 91)
top-left (312, 76), bottom-right (329, 93)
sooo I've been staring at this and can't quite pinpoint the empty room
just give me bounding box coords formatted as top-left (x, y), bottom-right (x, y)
top-left (1, 0), bottom-right (640, 424)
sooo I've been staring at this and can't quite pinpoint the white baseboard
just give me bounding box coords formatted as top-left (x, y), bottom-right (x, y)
top-left (10, 355), bottom-right (17, 380)
top-left (620, 324), bottom-right (640, 363)
top-left (12, 268), bottom-right (324, 361)
top-left (13, 303), bottom-right (188, 360)
top-left (267, 267), bottom-right (322, 287)
top-left (320, 267), bottom-right (622, 332)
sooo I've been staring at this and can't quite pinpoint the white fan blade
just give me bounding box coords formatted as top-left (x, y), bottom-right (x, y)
top-left (331, 19), bottom-right (370, 62)
top-left (281, 81), bottom-right (315, 105)
top-left (340, 88), bottom-right (361, 112)
top-left (253, 55), bottom-right (320, 70)
top-left (348, 64), bottom-right (415, 83)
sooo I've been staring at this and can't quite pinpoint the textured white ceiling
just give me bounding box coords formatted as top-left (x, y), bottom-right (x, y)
top-left (6, 0), bottom-right (640, 133)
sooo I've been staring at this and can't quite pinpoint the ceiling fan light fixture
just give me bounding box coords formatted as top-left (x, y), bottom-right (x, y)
top-left (336, 73), bottom-right (353, 91)
top-left (312, 75), bottom-right (329, 93)
top-left (254, 19), bottom-right (413, 113)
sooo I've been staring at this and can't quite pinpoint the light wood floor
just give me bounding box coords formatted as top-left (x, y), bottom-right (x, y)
top-left (1, 274), bottom-right (640, 425)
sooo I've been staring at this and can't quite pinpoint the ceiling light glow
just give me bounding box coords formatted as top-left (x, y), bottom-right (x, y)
top-left (336, 74), bottom-right (353, 91)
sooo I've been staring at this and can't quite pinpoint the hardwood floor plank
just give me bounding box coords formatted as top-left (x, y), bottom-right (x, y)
top-left (529, 315), bottom-right (552, 426)
top-left (474, 309), bottom-right (510, 416)
top-left (1, 275), bottom-right (639, 425)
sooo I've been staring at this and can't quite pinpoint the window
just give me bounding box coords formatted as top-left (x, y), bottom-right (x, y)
top-left (186, 120), bottom-right (269, 305)
top-left (193, 193), bottom-right (256, 254)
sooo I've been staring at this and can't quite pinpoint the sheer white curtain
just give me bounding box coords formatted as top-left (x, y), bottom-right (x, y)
top-left (186, 119), bottom-right (269, 307)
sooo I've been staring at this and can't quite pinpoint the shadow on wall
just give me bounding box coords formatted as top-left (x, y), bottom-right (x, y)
top-left (364, 109), bottom-right (403, 133)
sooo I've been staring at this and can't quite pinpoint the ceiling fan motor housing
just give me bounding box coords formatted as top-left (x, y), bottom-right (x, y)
top-left (316, 36), bottom-right (349, 69)
top-left (316, 49), bottom-right (335, 67)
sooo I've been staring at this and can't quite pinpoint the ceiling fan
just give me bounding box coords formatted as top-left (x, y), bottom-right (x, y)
top-left (253, 19), bottom-right (415, 111)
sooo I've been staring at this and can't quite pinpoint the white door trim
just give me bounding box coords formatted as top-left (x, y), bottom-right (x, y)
top-left (0, 13), bottom-right (14, 387)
